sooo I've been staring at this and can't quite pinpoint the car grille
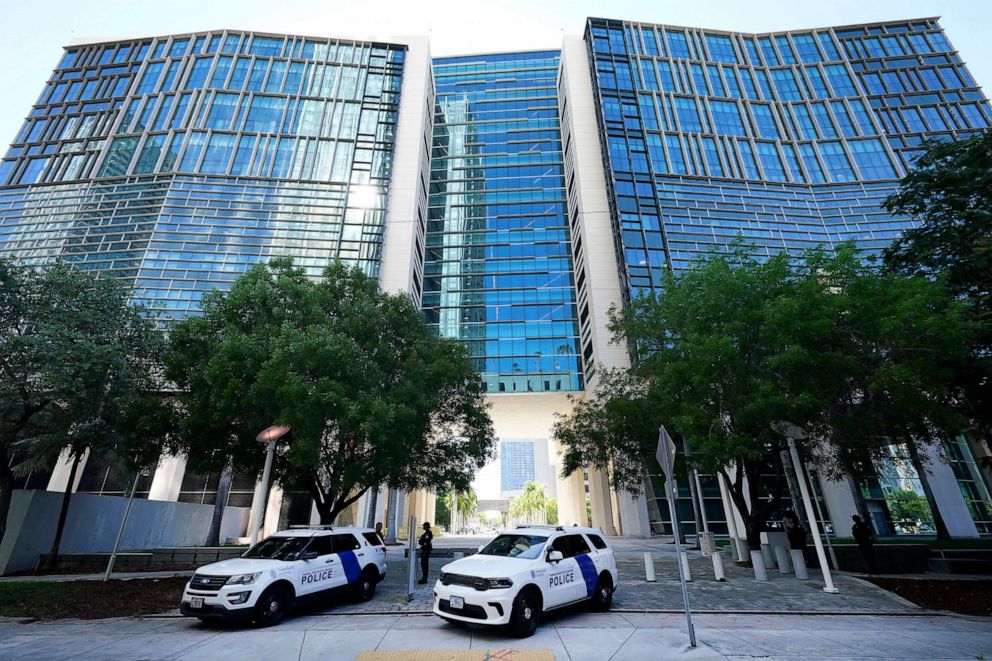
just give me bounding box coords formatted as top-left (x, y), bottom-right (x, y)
top-left (439, 572), bottom-right (485, 590)
top-left (189, 574), bottom-right (228, 591)
top-left (439, 599), bottom-right (488, 620)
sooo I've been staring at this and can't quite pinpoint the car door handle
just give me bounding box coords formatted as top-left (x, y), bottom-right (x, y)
top-left (357, 552), bottom-right (365, 557)
top-left (325, 559), bottom-right (334, 564)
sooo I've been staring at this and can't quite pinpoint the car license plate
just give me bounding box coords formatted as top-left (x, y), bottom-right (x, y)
top-left (449, 595), bottom-right (464, 609)
top-left (190, 597), bottom-right (204, 609)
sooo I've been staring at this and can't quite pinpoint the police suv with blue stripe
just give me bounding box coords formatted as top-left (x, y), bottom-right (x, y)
top-left (181, 526), bottom-right (386, 626)
top-left (433, 526), bottom-right (618, 637)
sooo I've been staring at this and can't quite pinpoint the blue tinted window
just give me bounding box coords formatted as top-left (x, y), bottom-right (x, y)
top-left (792, 34), bottom-right (821, 63)
top-left (710, 100), bottom-right (746, 136)
top-left (817, 33), bottom-right (841, 60)
top-left (723, 66), bottom-right (741, 97)
top-left (751, 103), bottom-right (779, 138)
top-left (739, 69), bottom-right (758, 100)
top-left (824, 64), bottom-right (857, 96)
top-left (133, 134), bottom-right (165, 173)
top-left (791, 104), bottom-right (817, 139)
top-left (211, 56), bottom-right (233, 87)
top-left (179, 131), bottom-right (206, 170)
top-left (206, 92), bottom-right (239, 129)
top-left (804, 66), bottom-right (829, 98)
top-left (811, 102), bottom-right (837, 138)
top-left (756, 142), bottom-right (786, 181)
top-left (666, 31), bottom-right (691, 58)
top-left (848, 139), bottom-right (896, 179)
top-left (200, 133), bottom-right (235, 174)
top-left (702, 137), bottom-right (724, 176)
top-left (775, 36), bottom-right (797, 64)
top-left (818, 141), bottom-right (855, 181)
top-left (675, 97), bottom-right (703, 131)
top-left (737, 140), bottom-right (760, 178)
top-left (646, 133), bottom-right (666, 172)
top-left (743, 38), bottom-right (761, 66)
top-left (780, 143), bottom-right (806, 182)
top-left (772, 69), bottom-right (801, 101)
top-left (798, 143), bottom-right (825, 182)
top-left (758, 38), bottom-right (779, 65)
top-left (98, 137), bottom-right (138, 176)
top-left (707, 66), bottom-right (725, 96)
top-left (705, 34), bottom-right (738, 63)
top-left (136, 62), bottom-right (163, 93)
top-left (848, 100), bottom-right (876, 135)
top-left (666, 135), bottom-right (688, 173)
top-left (830, 101), bottom-right (857, 137)
top-left (186, 58), bottom-right (213, 89)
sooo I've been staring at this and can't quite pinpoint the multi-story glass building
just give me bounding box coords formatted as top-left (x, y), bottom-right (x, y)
top-left (2, 17), bottom-right (991, 570)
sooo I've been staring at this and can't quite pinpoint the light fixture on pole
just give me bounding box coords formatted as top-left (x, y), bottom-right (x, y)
top-left (249, 424), bottom-right (291, 545)
top-left (771, 421), bottom-right (839, 594)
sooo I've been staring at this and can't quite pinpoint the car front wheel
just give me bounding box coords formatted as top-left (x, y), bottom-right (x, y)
top-left (509, 588), bottom-right (541, 638)
top-left (354, 569), bottom-right (378, 602)
top-left (253, 585), bottom-right (292, 627)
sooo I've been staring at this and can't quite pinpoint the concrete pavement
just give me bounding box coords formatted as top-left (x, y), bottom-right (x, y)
top-left (0, 612), bottom-right (989, 660)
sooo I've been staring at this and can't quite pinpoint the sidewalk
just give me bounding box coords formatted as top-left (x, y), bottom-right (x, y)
top-left (0, 611), bottom-right (988, 660)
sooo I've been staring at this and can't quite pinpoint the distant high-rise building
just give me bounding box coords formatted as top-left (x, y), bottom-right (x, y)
top-left (2, 18), bottom-right (990, 574)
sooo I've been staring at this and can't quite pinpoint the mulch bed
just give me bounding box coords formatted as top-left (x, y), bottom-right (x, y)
top-left (864, 576), bottom-right (992, 616)
top-left (0, 577), bottom-right (188, 620)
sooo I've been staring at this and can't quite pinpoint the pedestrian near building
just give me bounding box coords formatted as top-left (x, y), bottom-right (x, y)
top-left (418, 521), bottom-right (433, 584)
top-left (783, 509), bottom-right (808, 563)
top-left (852, 514), bottom-right (877, 573)
top-left (374, 521), bottom-right (385, 545)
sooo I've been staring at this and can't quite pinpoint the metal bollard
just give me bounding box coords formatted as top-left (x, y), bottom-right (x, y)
top-left (774, 545), bottom-right (793, 574)
top-left (750, 550), bottom-right (768, 581)
top-left (680, 551), bottom-right (693, 582)
top-left (712, 550), bottom-right (726, 582)
top-left (790, 549), bottom-right (809, 580)
top-left (644, 551), bottom-right (656, 582)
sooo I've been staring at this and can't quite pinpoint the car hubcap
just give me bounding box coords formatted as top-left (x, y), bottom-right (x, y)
top-left (523, 604), bottom-right (532, 620)
top-left (269, 601), bottom-right (279, 613)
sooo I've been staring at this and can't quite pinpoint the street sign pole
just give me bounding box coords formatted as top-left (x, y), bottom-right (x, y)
top-left (658, 426), bottom-right (696, 648)
top-left (406, 515), bottom-right (417, 602)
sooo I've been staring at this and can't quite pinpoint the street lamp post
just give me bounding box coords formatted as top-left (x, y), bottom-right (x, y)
top-left (249, 425), bottom-right (291, 545)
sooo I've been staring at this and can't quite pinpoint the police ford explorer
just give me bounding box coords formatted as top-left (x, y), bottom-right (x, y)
top-left (433, 526), bottom-right (618, 637)
top-left (180, 526), bottom-right (386, 626)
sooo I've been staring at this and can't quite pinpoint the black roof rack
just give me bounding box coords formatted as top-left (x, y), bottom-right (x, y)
top-left (287, 524), bottom-right (334, 530)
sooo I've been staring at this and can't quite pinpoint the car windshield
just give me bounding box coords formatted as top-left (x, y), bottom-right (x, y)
top-left (479, 534), bottom-right (548, 560)
top-left (242, 536), bottom-right (310, 560)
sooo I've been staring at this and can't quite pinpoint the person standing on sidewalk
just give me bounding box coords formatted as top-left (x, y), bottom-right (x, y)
top-left (417, 521), bottom-right (433, 584)
top-left (852, 514), bottom-right (877, 573)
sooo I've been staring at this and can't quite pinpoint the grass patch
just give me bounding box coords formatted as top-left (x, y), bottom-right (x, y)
top-left (0, 577), bottom-right (188, 620)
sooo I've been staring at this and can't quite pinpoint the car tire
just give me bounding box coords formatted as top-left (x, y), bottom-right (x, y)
top-left (509, 588), bottom-right (541, 638)
top-left (591, 573), bottom-right (613, 612)
top-left (354, 568), bottom-right (378, 602)
top-left (253, 585), bottom-right (292, 627)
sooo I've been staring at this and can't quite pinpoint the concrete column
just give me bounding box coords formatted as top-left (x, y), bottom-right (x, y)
top-left (46, 447), bottom-right (88, 493)
top-left (589, 468), bottom-right (618, 535)
top-left (817, 470), bottom-right (860, 537)
top-left (616, 488), bottom-right (651, 537)
top-left (262, 485), bottom-right (283, 538)
top-left (925, 443), bottom-right (980, 538)
top-left (147, 453), bottom-right (186, 502)
top-left (556, 470), bottom-right (585, 527)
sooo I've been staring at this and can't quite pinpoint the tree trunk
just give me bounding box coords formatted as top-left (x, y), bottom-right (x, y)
top-left (365, 486), bottom-right (379, 529)
top-left (780, 448), bottom-right (807, 530)
top-left (384, 488), bottom-right (398, 544)
top-left (0, 452), bottom-right (14, 549)
top-left (205, 466), bottom-right (233, 546)
top-left (45, 451), bottom-right (82, 570)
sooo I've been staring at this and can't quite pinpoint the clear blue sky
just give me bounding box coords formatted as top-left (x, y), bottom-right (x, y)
top-left (1, 0), bottom-right (990, 149)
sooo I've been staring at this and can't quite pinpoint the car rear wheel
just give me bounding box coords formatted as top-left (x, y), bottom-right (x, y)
top-left (509, 588), bottom-right (541, 638)
top-left (591, 573), bottom-right (613, 612)
top-left (253, 585), bottom-right (291, 627)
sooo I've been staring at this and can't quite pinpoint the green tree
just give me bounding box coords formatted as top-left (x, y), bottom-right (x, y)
top-left (509, 480), bottom-right (549, 524)
top-left (165, 258), bottom-right (494, 524)
top-left (554, 245), bottom-right (971, 548)
top-left (0, 258), bottom-right (168, 553)
top-left (886, 489), bottom-right (933, 526)
top-left (544, 497), bottom-right (558, 526)
top-left (883, 132), bottom-right (992, 445)
top-left (443, 488), bottom-right (478, 531)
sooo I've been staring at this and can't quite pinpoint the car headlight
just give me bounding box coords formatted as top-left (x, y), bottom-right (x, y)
top-left (225, 572), bottom-right (261, 585)
top-left (483, 577), bottom-right (513, 590)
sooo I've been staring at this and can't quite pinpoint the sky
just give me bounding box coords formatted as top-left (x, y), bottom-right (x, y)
top-left (1, 0), bottom-right (991, 150)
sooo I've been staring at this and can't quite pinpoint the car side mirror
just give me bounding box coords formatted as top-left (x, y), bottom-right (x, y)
top-left (299, 551), bottom-right (318, 561)
top-left (547, 550), bottom-right (564, 563)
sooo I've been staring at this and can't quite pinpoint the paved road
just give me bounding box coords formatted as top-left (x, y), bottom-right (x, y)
top-left (1, 612), bottom-right (988, 660)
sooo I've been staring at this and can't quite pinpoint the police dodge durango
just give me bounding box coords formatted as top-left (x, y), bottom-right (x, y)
top-left (433, 526), bottom-right (618, 637)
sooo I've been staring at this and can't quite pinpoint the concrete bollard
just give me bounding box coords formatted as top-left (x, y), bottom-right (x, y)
top-left (750, 550), bottom-right (768, 581)
top-left (644, 552), bottom-right (656, 582)
top-left (680, 551), bottom-right (693, 582)
top-left (711, 550), bottom-right (726, 582)
top-left (735, 538), bottom-right (749, 563)
top-left (453, 551), bottom-right (464, 560)
top-left (760, 543), bottom-right (777, 570)
top-left (790, 550), bottom-right (809, 580)
top-left (774, 545), bottom-right (793, 574)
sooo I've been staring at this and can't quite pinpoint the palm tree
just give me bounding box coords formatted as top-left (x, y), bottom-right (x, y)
top-left (444, 488), bottom-right (478, 533)
top-left (509, 481), bottom-right (548, 525)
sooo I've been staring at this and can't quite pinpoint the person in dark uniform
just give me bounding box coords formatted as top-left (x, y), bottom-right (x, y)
top-left (852, 514), bottom-right (877, 573)
top-left (782, 509), bottom-right (808, 563)
top-left (418, 521), bottom-right (433, 584)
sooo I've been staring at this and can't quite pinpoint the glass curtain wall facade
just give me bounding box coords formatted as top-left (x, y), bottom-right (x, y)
top-left (425, 52), bottom-right (582, 394)
top-left (582, 16), bottom-right (992, 535)
top-left (0, 30), bottom-right (407, 324)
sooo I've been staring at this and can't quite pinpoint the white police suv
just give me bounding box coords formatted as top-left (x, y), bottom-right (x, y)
top-left (433, 526), bottom-right (618, 637)
top-left (180, 526), bottom-right (386, 626)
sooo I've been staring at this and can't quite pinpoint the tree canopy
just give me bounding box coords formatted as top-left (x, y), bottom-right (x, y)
top-left (883, 131), bottom-right (992, 444)
top-left (0, 258), bottom-right (167, 548)
top-left (554, 244), bottom-right (972, 547)
top-left (165, 258), bottom-right (494, 523)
